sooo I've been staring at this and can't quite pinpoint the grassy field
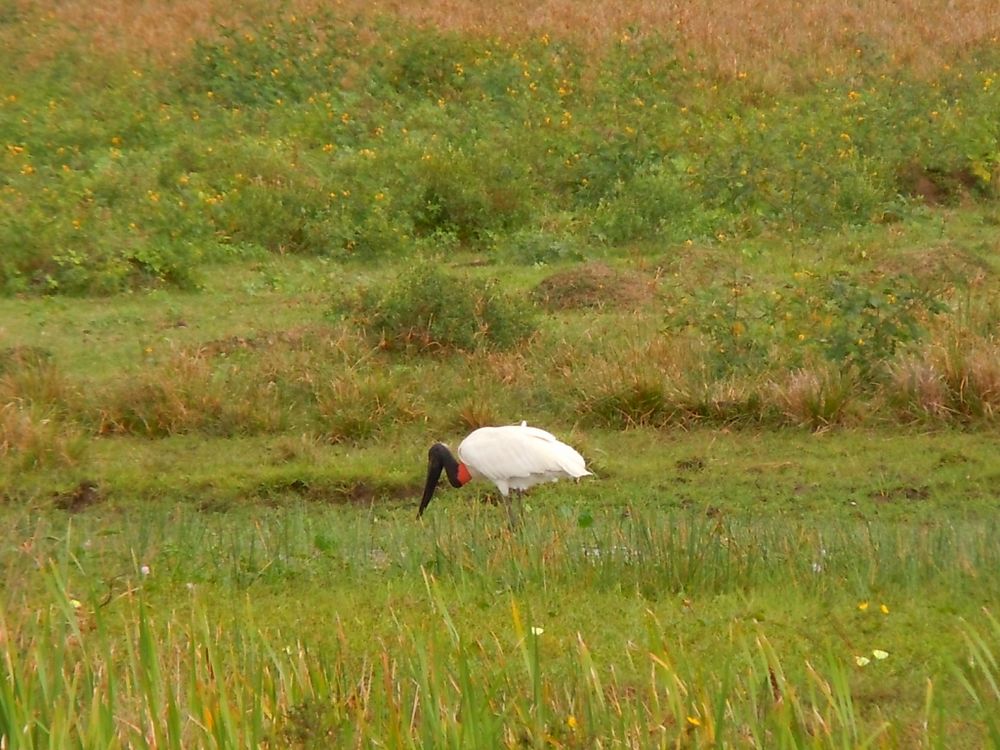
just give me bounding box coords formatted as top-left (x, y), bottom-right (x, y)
top-left (2, 0), bottom-right (1000, 746)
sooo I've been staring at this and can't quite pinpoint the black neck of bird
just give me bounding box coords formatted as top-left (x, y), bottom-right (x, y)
top-left (417, 443), bottom-right (462, 517)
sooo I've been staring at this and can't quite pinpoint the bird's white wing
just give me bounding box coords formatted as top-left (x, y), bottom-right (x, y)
top-left (458, 424), bottom-right (591, 494)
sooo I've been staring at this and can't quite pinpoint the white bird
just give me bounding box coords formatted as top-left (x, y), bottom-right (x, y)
top-left (417, 422), bottom-right (591, 523)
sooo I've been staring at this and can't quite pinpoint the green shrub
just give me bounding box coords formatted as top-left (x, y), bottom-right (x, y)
top-left (671, 272), bottom-right (947, 377)
top-left (348, 267), bottom-right (537, 352)
top-left (492, 228), bottom-right (585, 265)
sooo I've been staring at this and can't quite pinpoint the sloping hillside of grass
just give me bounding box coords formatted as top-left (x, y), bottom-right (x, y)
top-left (2, 3), bottom-right (998, 475)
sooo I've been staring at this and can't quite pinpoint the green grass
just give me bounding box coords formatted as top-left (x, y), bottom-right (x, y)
top-left (2, 492), bottom-right (999, 747)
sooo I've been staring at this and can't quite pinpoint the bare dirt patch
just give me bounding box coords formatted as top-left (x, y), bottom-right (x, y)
top-left (254, 478), bottom-right (419, 505)
top-left (532, 262), bottom-right (656, 311)
top-left (54, 480), bottom-right (103, 512)
top-left (871, 485), bottom-right (931, 503)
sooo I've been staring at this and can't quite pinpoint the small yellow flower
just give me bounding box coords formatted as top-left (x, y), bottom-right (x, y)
top-left (686, 716), bottom-right (701, 727)
top-left (322, 143), bottom-right (334, 152)
top-left (858, 601), bottom-right (869, 611)
top-left (873, 649), bottom-right (889, 660)
top-left (566, 715), bottom-right (577, 730)
top-left (880, 603), bottom-right (889, 614)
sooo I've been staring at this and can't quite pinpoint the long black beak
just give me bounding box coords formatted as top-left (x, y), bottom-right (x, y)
top-left (417, 443), bottom-right (462, 518)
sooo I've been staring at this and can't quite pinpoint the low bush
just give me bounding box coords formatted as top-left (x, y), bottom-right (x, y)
top-left (348, 267), bottom-right (538, 352)
top-left (670, 271), bottom-right (947, 377)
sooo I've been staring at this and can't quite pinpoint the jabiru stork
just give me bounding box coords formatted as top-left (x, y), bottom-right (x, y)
top-left (417, 422), bottom-right (591, 524)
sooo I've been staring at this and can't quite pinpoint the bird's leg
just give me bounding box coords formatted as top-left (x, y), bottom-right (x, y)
top-left (504, 493), bottom-right (521, 530)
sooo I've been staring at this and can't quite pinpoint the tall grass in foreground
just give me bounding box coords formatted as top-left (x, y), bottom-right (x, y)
top-left (2, 579), bottom-right (998, 748)
top-left (1, 507), bottom-right (998, 747)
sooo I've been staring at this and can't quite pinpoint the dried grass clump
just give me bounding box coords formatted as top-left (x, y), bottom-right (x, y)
top-left (0, 346), bottom-right (79, 410)
top-left (768, 367), bottom-right (858, 430)
top-left (94, 326), bottom-right (385, 438)
top-left (889, 339), bottom-right (1000, 421)
top-left (0, 401), bottom-right (87, 470)
top-left (96, 348), bottom-right (285, 437)
top-left (888, 355), bottom-right (951, 420)
top-left (313, 369), bottom-right (426, 444)
top-left (571, 336), bottom-right (704, 427)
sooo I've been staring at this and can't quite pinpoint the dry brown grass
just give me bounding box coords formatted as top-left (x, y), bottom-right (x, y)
top-left (889, 338), bottom-right (1000, 420)
top-left (10, 0), bottom-right (1000, 79)
top-left (0, 401), bottom-right (87, 469)
top-left (0, 346), bottom-right (79, 409)
top-left (533, 262), bottom-right (656, 311)
top-left (768, 366), bottom-right (858, 429)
